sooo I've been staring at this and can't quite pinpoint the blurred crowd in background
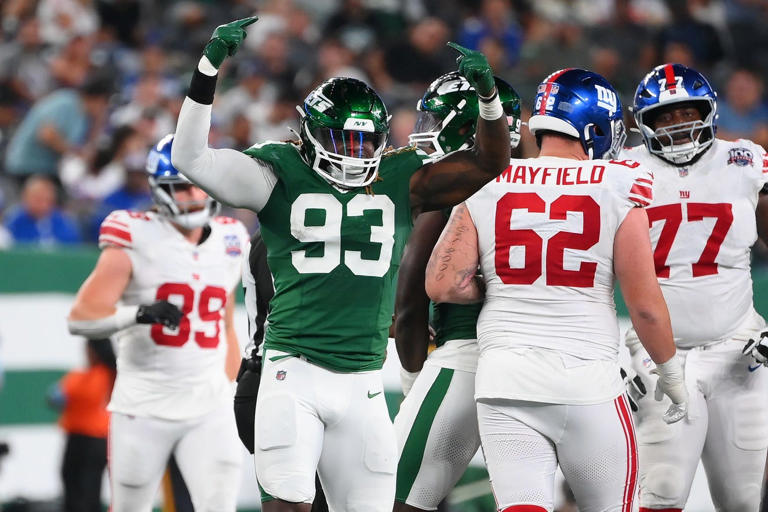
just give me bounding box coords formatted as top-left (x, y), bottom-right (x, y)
top-left (0, 0), bottom-right (767, 256)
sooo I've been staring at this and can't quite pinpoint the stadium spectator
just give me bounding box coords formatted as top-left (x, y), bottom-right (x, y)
top-left (458, 0), bottom-right (524, 67)
top-left (4, 74), bottom-right (111, 186)
top-left (4, 175), bottom-right (81, 245)
top-left (215, 59), bottom-right (272, 128)
top-left (47, 338), bottom-right (116, 512)
top-left (36, 0), bottom-right (99, 48)
top-left (717, 68), bottom-right (768, 147)
top-left (49, 35), bottom-right (96, 89)
top-left (655, 0), bottom-right (723, 70)
top-left (384, 17), bottom-right (452, 91)
top-left (61, 125), bottom-right (147, 204)
top-left (111, 74), bottom-right (175, 143)
top-left (85, 147), bottom-right (152, 242)
top-left (95, 0), bottom-right (142, 47)
top-left (323, 0), bottom-right (388, 53)
top-left (0, 17), bottom-right (50, 106)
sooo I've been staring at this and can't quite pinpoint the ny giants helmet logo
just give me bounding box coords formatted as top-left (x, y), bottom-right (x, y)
top-left (727, 147), bottom-right (754, 167)
top-left (595, 85), bottom-right (618, 114)
top-left (224, 234), bottom-right (241, 257)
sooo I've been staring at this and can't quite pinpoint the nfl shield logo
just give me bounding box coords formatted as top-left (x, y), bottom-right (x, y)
top-left (678, 167), bottom-right (689, 177)
top-left (276, 370), bottom-right (287, 381)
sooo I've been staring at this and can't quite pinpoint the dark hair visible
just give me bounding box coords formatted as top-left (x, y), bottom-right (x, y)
top-left (79, 74), bottom-right (114, 97)
top-left (93, 125), bottom-right (138, 170)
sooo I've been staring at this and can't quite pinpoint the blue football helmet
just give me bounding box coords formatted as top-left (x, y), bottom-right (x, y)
top-left (633, 63), bottom-right (717, 165)
top-left (146, 134), bottom-right (219, 229)
top-left (528, 68), bottom-right (626, 159)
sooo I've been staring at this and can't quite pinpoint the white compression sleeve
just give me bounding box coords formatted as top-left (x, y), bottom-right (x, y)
top-left (68, 305), bottom-right (139, 339)
top-left (172, 97), bottom-right (278, 211)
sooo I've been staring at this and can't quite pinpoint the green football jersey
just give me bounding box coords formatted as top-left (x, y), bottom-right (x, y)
top-left (244, 142), bottom-right (429, 372)
top-left (431, 301), bottom-right (482, 347)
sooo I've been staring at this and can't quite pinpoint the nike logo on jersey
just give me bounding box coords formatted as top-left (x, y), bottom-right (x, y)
top-left (367, 391), bottom-right (382, 399)
top-left (748, 364), bottom-right (762, 372)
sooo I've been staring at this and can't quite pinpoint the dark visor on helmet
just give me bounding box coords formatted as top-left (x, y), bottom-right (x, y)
top-left (309, 127), bottom-right (386, 159)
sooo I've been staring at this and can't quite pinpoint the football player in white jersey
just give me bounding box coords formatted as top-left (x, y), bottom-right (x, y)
top-left (425, 68), bottom-right (689, 512)
top-left (621, 63), bottom-right (768, 512)
top-left (68, 135), bottom-right (246, 512)
top-left (393, 72), bottom-right (522, 512)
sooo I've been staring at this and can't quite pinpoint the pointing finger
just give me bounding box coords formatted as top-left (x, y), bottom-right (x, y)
top-left (234, 16), bottom-right (259, 28)
top-left (446, 41), bottom-right (471, 56)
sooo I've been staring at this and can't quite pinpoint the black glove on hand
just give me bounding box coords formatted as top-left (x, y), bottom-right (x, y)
top-left (234, 356), bottom-right (261, 454)
top-left (620, 367), bottom-right (647, 412)
top-left (742, 331), bottom-right (768, 367)
top-left (136, 300), bottom-right (183, 329)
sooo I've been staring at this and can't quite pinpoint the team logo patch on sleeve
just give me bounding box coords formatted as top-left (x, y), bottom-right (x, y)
top-left (224, 235), bottom-right (242, 257)
top-left (727, 147), bottom-right (754, 167)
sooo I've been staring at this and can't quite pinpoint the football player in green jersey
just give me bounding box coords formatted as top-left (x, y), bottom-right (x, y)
top-left (171, 17), bottom-right (511, 512)
top-left (393, 72), bottom-right (521, 512)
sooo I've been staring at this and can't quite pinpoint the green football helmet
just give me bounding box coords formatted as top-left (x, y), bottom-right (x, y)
top-left (298, 77), bottom-right (390, 188)
top-left (409, 72), bottom-right (522, 155)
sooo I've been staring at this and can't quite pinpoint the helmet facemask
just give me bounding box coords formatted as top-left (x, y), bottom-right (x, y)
top-left (149, 177), bottom-right (219, 229)
top-left (409, 103), bottom-right (474, 155)
top-left (583, 118), bottom-right (627, 159)
top-left (636, 98), bottom-right (716, 165)
top-left (408, 73), bottom-right (522, 157)
top-left (297, 78), bottom-right (390, 189)
top-left (300, 112), bottom-right (388, 188)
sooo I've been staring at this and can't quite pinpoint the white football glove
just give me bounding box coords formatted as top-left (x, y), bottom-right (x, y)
top-left (742, 331), bottom-right (768, 367)
top-left (620, 366), bottom-right (647, 412)
top-left (651, 356), bottom-right (688, 424)
top-left (400, 368), bottom-right (420, 397)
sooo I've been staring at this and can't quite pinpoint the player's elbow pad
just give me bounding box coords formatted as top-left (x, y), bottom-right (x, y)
top-left (67, 306), bottom-right (138, 339)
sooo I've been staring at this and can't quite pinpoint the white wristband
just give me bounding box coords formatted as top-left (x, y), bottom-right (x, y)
top-left (400, 367), bottom-right (420, 397)
top-left (68, 305), bottom-right (139, 339)
top-left (479, 93), bottom-right (504, 121)
top-left (197, 56), bottom-right (218, 77)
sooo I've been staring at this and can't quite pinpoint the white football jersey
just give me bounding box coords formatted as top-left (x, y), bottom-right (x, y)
top-left (466, 157), bottom-right (653, 404)
top-left (99, 210), bottom-right (247, 420)
top-left (622, 139), bottom-right (768, 348)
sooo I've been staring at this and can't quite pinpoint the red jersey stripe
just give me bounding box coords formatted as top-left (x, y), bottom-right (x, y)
top-left (630, 183), bottom-right (653, 200)
top-left (99, 225), bottom-right (132, 243)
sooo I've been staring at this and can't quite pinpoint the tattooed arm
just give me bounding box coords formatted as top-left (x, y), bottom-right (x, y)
top-left (409, 114), bottom-right (510, 217)
top-left (425, 203), bottom-right (483, 304)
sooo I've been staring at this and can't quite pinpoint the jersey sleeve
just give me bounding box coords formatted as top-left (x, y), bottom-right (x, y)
top-left (606, 158), bottom-right (654, 208)
top-left (173, 97), bottom-right (278, 212)
top-left (98, 210), bottom-right (136, 250)
top-left (752, 141), bottom-right (768, 189)
top-left (627, 166), bottom-right (654, 208)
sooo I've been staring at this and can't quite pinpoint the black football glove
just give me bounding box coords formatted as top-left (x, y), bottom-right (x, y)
top-left (742, 331), bottom-right (768, 367)
top-left (136, 300), bottom-right (183, 329)
top-left (234, 355), bottom-right (261, 454)
top-left (620, 366), bottom-right (647, 412)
